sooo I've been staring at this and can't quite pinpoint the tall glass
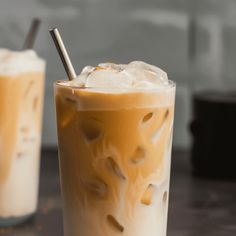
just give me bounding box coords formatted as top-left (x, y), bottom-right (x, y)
top-left (0, 49), bottom-right (45, 226)
top-left (54, 81), bottom-right (175, 236)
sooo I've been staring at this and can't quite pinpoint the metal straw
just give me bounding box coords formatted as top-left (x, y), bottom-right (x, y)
top-left (23, 18), bottom-right (41, 50)
top-left (49, 28), bottom-right (77, 81)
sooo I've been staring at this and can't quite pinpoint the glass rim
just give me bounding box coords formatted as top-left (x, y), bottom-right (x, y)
top-left (54, 79), bottom-right (176, 92)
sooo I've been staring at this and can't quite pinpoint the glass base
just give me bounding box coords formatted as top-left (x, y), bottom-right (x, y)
top-left (0, 213), bottom-right (33, 227)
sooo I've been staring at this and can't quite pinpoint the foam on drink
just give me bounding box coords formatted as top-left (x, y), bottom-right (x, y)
top-left (0, 49), bottom-right (45, 75)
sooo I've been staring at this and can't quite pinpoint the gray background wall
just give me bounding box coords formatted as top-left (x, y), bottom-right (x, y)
top-left (1, 0), bottom-right (236, 148)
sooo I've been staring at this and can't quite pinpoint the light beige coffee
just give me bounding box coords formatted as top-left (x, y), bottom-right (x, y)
top-left (0, 49), bottom-right (45, 218)
top-left (55, 61), bottom-right (175, 236)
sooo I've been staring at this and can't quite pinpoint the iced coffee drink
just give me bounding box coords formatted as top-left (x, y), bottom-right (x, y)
top-left (0, 49), bottom-right (45, 226)
top-left (54, 61), bottom-right (175, 236)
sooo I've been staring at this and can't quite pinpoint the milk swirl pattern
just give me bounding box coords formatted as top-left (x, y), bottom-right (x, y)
top-left (55, 61), bottom-right (175, 236)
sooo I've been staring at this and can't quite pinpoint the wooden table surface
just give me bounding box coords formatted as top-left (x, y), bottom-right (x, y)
top-left (0, 149), bottom-right (236, 236)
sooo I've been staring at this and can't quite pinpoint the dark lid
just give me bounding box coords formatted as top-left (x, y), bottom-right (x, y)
top-left (193, 90), bottom-right (236, 122)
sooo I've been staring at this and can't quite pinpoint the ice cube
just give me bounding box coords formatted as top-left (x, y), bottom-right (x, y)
top-left (133, 80), bottom-right (157, 88)
top-left (168, 127), bottom-right (173, 148)
top-left (142, 112), bottom-right (154, 123)
top-left (151, 109), bottom-right (169, 143)
top-left (33, 96), bottom-right (38, 111)
top-left (126, 61), bottom-right (168, 87)
top-left (71, 60), bottom-right (169, 89)
top-left (106, 157), bottom-right (126, 180)
top-left (20, 126), bottom-right (29, 134)
top-left (60, 112), bottom-right (75, 128)
top-left (151, 124), bottom-right (166, 144)
top-left (163, 191), bottom-right (168, 204)
top-left (17, 152), bottom-right (24, 158)
top-left (130, 147), bottom-right (146, 164)
top-left (80, 118), bottom-right (103, 141)
top-left (127, 61), bottom-right (168, 80)
top-left (82, 178), bottom-right (108, 198)
top-left (81, 65), bottom-right (95, 74)
top-left (24, 80), bottom-right (34, 97)
top-left (85, 69), bottom-right (134, 89)
top-left (64, 97), bottom-right (77, 106)
top-left (107, 215), bottom-right (124, 232)
top-left (164, 109), bottom-right (169, 120)
top-left (98, 62), bottom-right (126, 72)
top-left (141, 184), bottom-right (155, 205)
top-left (23, 137), bottom-right (36, 143)
top-left (72, 66), bottom-right (94, 87)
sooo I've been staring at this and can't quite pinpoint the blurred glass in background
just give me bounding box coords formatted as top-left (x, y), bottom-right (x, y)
top-left (189, 0), bottom-right (236, 178)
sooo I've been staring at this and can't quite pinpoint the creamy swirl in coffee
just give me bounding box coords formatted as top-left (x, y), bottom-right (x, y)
top-left (55, 61), bottom-right (175, 236)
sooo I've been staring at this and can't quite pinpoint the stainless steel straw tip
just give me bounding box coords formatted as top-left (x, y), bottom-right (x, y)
top-left (49, 27), bottom-right (77, 81)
